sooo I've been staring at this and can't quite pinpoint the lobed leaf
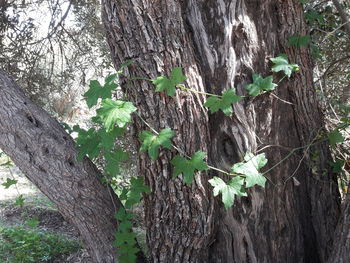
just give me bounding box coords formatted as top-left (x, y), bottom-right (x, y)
top-left (171, 152), bottom-right (209, 184)
top-left (204, 88), bottom-right (242, 116)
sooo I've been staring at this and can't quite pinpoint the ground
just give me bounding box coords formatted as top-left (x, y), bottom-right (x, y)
top-left (0, 165), bottom-right (93, 263)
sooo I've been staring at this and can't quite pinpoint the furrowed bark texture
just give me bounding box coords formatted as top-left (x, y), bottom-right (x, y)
top-left (102, 0), bottom-right (340, 262)
top-left (0, 71), bottom-right (146, 263)
top-left (328, 192), bottom-right (350, 263)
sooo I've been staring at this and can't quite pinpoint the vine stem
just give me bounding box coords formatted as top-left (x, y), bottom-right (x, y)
top-left (178, 86), bottom-right (222, 97)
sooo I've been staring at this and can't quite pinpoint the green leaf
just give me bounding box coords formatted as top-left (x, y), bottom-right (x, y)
top-left (288, 35), bottom-right (311, 48)
top-left (25, 218), bottom-right (40, 228)
top-left (98, 127), bottom-right (125, 150)
top-left (139, 128), bottom-right (175, 160)
top-left (330, 160), bottom-right (344, 173)
top-left (204, 88), bottom-right (242, 116)
top-left (104, 148), bottom-right (129, 177)
top-left (15, 195), bottom-right (25, 206)
top-left (153, 67), bottom-right (186, 96)
top-left (232, 152), bottom-right (268, 188)
top-left (84, 79), bottom-right (118, 108)
top-left (171, 152), bottom-right (209, 184)
top-left (209, 176), bottom-right (247, 209)
top-left (270, 54), bottom-right (299, 78)
top-left (124, 177), bottom-right (150, 209)
top-left (2, 178), bottom-right (17, 189)
top-left (305, 10), bottom-right (324, 25)
top-left (96, 99), bottom-right (137, 131)
top-left (75, 128), bottom-right (102, 160)
top-left (328, 130), bottom-right (344, 147)
top-left (244, 74), bottom-right (277, 96)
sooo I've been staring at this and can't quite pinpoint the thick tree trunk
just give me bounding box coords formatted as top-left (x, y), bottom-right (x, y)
top-left (0, 71), bottom-right (146, 263)
top-left (102, 1), bottom-right (341, 262)
top-left (328, 192), bottom-right (350, 263)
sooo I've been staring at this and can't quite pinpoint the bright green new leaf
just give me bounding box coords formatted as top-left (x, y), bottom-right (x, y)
top-left (139, 128), bottom-right (175, 160)
top-left (328, 130), bottom-right (344, 147)
top-left (171, 152), bottom-right (209, 184)
top-left (2, 178), bottom-right (17, 189)
top-left (204, 88), bottom-right (242, 116)
top-left (104, 148), bottom-right (129, 177)
top-left (244, 74), bottom-right (277, 96)
top-left (153, 67), bottom-right (186, 96)
top-left (209, 176), bottom-right (247, 209)
top-left (232, 152), bottom-right (268, 188)
top-left (288, 35), bottom-right (311, 48)
top-left (270, 54), bottom-right (299, 78)
top-left (96, 99), bottom-right (137, 131)
top-left (84, 79), bottom-right (118, 108)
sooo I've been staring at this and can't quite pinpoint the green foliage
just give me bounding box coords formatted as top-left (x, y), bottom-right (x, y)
top-left (105, 148), bottom-right (129, 177)
top-left (270, 54), bottom-right (299, 78)
top-left (288, 35), bottom-right (311, 48)
top-left (15, 195), bottom-right (25, 207)
top-left (305, 10), bottom-right (324, 25)
top-left (96, 99), bottom-right (137, 131)
top-left (209, 176), bottom-right (247, 209)
top-left (75, 127), bottom-right (102, 160)
top-left (139, 128), bottom-right (176, 160)
top-left (232, 152), bottom-right (268, 188)
top-left (328, 130), bottom-right (344, 147)
top-left (244, 74), bottom-right (277, 96)
top-left (84, 78), bottom-right (116, 108)
top-left (2, 178), bottom-right (17, 189)
top-left (0, 226), bottom-right (80, 263)
top-left (330, 160), bottom-right (344, 173)
top-left (171, 152), bottom-right (209, 185)
top-left (121, 177), bottom-right (150, 209)
top-left (204, 89), bottom-right (242, 116)
top-left (153, 67), bottom-right (186, 96)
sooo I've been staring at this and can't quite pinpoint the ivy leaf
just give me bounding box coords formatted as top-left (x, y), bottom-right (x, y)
top-left (330, 160), bottom-right (344, 173)
top-left (204, 89), bottom-right (242, 116)
top-left (104, 148), bottom-right (129, 177)
top-left (232, 152), bottom-right (267, 188)
top-left (288, 35), bottom-right (311, 48)
top-left (2, 178), bottom-right (17, 189)
top-left (96, 99), bottom-right (137, 131)
top-left (84, 79), bottom-right (118, 108)
top-left (209, 176), bottom-right (247, 209)
top-left (171, 152), bottom-right (209, 184)
top-left (98, 127), bottom-right (125, 150)
top-left (270, 54), bottom-right (299, 78)
top-left (124, 177), bottom-right (150, 209)
top-left (139, 128), bottom-right (175, 160)
top-left (153, 67), bottom-right (186, 96)
top-left (244, 74), bottom-right (277, 96)
top-left (328, 130), bottom-right (344, 147)
top-left (76, 128), bottom-right (102, 160)
top-left (15, 194), bottom-right (25, 206)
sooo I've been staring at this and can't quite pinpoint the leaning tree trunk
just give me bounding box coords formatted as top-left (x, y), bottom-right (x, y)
top-left (102, 0), bottom-right (341, 262)
top-left (0, 71), bottom-right (146, 263)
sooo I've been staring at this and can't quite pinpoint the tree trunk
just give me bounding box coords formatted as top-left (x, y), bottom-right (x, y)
top-left (328, 192), bottom-right (350, 263)
top-left (102, 1), bottom-right (340, 262)
top-left (0, 71), bottom-right (146, 263)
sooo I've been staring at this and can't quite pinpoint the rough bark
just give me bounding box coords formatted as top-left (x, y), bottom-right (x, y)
top-left (328, 192), bottom-right (350, 263)
top-left (0, 71), bottom-right (146, 263)
top-left (102, 0), bottom-right (341, 262)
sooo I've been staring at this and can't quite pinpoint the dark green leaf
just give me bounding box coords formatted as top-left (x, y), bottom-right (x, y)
top-left (104, 148), bottom-right (129, 177)
top-left (244, 74), bottom-right (277, 96)
top-left (288, 35), bottom-right (311, 48)
top-left (153, 67), bottom-right (186, 96)
top-left (328, 130), bottom-right (344, 147)
top-left (204, 89), bottom-right (242, 116)
top-left (139, 128), bottom-right (175, 160)
top-left (171, 152), bottom-right (209, 184)
top-left (2, 178), bottom-right (17, 189)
